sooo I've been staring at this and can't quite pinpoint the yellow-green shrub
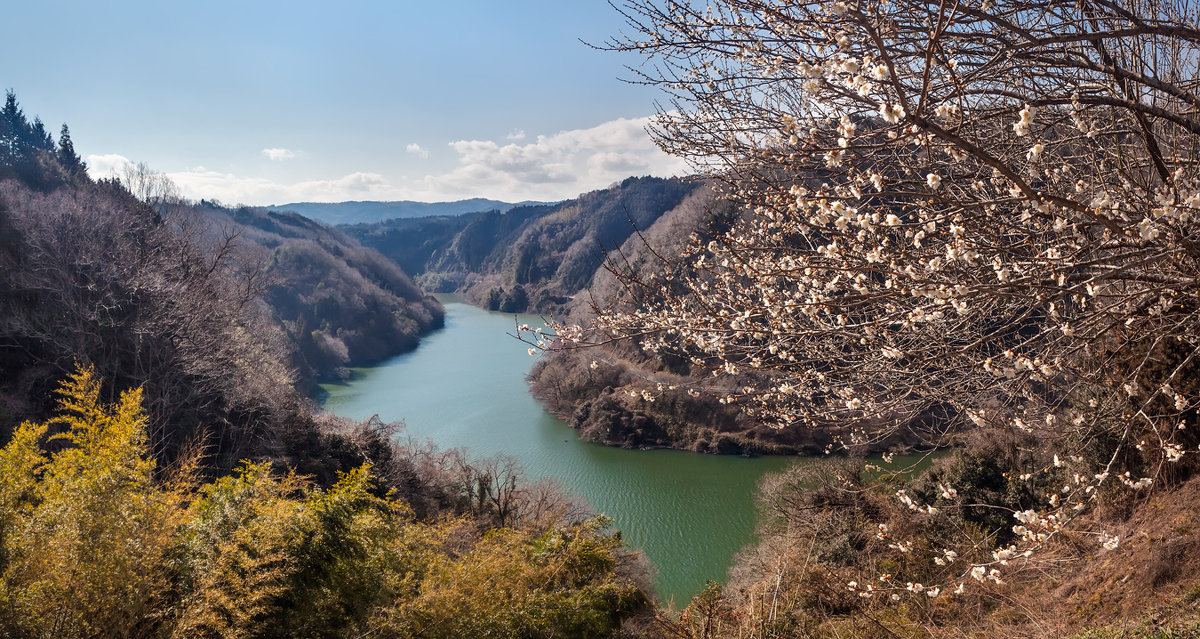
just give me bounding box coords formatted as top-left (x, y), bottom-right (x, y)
top-left (0, 365), bottom-right (649, 638)
top-left (0, 365), bottom-right (179, 638)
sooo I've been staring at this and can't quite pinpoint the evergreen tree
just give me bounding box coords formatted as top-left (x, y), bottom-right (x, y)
top-left (0, 90), bottom-right (30, 165)
top-left (29, 117), bottom-right (54, 152)
top-left (58, 123), bottom-right (86, 175)
top-left (0, 91), bottom-right (80, 190)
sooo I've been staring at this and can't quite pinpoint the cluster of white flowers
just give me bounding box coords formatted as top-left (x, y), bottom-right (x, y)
top-left (1117, 472), bottom-right (1154, 490)
top-left (1012, 104), bottom-right (1035, 136)
top-left (933, 548), bottom-right (958, 566)
top-left (970, 565), bottom-right (1006, 585)
top-left (1100, 532), bottom-right (1120, 551)
top-left (879, 102), bottom-right (905, 123)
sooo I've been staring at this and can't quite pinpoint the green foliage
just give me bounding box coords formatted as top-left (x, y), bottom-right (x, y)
top-left (379, 517), bottom-right (646, 638)
top-left (0, 367), bottom-right (648, 637)
top-left (906, 433), bottom-right (1044, 545)
top-left (174, 462), bottom-right (311, 637)
top-left (56, 124), bottom-right (85, 175)
top-left (0, 91), bottom-right (81, 190)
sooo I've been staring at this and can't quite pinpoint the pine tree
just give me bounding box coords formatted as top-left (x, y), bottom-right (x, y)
top-left (0, 90), bottom-right (29, 165)
top-left (29, 117), bottom-right (54, 152)
top-left (0, 92), bottom-right (53, 174)
top-left (57, 124), bottom-right (86, 175)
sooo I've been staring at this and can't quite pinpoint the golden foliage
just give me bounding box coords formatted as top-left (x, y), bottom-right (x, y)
top-left (0, 364), bottom-right (178, 638)
top-left (0, 365), bottom-right (647, 638)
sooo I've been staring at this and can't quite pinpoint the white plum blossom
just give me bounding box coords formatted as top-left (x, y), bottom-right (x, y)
top-left (1101, 533), bottom-right (1120, 551)
top-left (1013, 104), bottom-right (1035, 136)
top-left (880, 102), bottom-right (906, 123)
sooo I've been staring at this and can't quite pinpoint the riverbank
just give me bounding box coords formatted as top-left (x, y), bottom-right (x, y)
top-left (319, 298), bottom-right (802, 605)
top-left (528, 339), bottom-right (938, 457)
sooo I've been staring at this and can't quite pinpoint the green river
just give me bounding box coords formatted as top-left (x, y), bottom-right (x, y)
top-left (320, 297), bottom-right (798, 606)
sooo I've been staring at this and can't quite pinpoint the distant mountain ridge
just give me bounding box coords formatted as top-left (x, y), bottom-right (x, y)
top-left (266, 198), bottom-right (555, 225)
top-left (343, 176), bottom-right (702, 314)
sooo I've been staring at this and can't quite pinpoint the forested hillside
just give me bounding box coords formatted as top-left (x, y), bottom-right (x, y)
top-left (0, 90), bottom-right (444, 473)
top-left (0, 93), bottom-right (652, 636)
top-left (527, 186), bottom-right (768, 452)
top-left (185, 202), bottom-right (444, 387)
top-left (344, 176), bottom-right (700, 313)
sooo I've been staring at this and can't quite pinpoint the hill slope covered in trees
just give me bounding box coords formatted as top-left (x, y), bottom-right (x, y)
top-left (343, 176), bottom-right (701, 314)
top-left (184, 201), bottom-right (444, 387)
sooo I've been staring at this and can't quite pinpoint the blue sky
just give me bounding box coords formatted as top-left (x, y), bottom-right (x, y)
top-left (2, 1), bottom-right (685, 204)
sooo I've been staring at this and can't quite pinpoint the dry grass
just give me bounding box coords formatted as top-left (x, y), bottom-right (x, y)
top-left (958, 478), bottom-right (1200, 638)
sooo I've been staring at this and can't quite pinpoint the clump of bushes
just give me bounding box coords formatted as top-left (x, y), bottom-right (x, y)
top-left (623, 422), bottom-right (1200, 639)
top-left (0, 366), bottom-right (650, 638)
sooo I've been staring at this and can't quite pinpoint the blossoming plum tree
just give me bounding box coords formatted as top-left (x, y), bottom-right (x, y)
top-left (527, 0), bottom-right (1200, 597)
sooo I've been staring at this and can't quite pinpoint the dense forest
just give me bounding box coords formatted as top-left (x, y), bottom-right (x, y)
top-left (0, 92), bottom-right (654, 637)
top-left (184, 202), bottom-right (444, 387)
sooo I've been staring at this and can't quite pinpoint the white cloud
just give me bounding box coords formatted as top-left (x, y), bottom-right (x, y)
top-left (84, 115), bottom-right (691, 206)
top-left (506, 129), bottom-right (526, 141)
top-left (262, 148), bottom-right (296, 161)
top-left (86, 151), bottom-right (400, 205)
top-left (418, 115), bottom-right (689, 201)
top-left (85, 153), bottom-right (136, 179)
top-left (405, 143), bottom-right (429, 158)
top-left (165, 169), bottom-right (396, 205)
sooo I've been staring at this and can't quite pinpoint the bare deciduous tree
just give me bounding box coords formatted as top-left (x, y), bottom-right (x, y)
top-left (0, 179), bottom-right (293, 465)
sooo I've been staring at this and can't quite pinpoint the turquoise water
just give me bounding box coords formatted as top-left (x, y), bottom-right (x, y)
top-left (320, 298), bottom-right (797, 606)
